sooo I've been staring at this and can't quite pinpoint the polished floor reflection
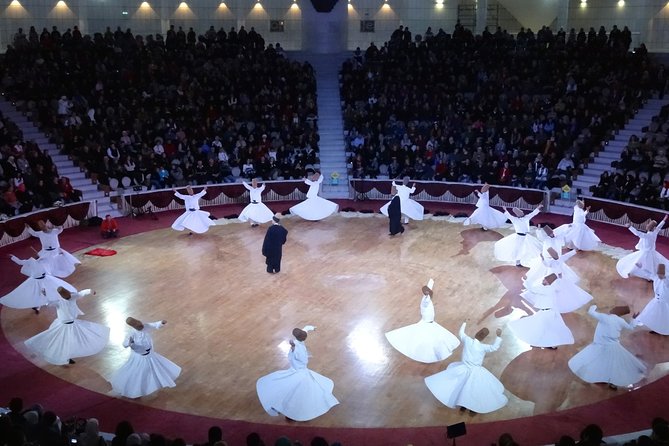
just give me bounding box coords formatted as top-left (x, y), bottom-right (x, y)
top-left (1, 215), bottom-right (666, 428)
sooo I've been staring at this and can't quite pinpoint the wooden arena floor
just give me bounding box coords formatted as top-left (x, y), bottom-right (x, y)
top-left (2, 214), bottom-right (667, 429)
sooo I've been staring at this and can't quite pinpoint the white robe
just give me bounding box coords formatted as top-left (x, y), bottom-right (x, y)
top-left (171, 190), bottom-right (215, 234)
top-left (511, 281), bottom-right (575, 348)
top-left (554, 206), bottom-right (601, 251)
top-left (256, 336), bottom-right (339, 421)
top-left (424, 322), bottom-right (508, 413)
top-left (636, 276), bottom-right (669, 335)
top-left (568, 306), bottom-right (647, 387)
top-left (0, 256), bottom-right (76, 309)
top-left (463, 191), bottom-right (508, 229)
top-left (524, 250), bottom-right (580, 287)
top-left (289, 176), bottom-right (338, 221)
top-left (521, 276), bottom-right (592, 314)
top-left (238, 182), bottom-right (274, 224)
top-left (380, 181), bottom-right (424, 221)
top-left (493, 209), bottom-right (542, 266)
top-left (24, 290), bottom-right (110, 365)
top-left (27, 227), bottom-right (80, 278)
top-left (616, 221), bottom-right (669, 280)
top-left (385, 294), bottom-right (460, 363)
top-left (109, 321), bottom-right (182, 398)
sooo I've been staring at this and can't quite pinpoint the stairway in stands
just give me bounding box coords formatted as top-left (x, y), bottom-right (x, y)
top-left (0, 99), bottom-right (123, 218)
top-left (551, 98), bottom-right (667, 214)
top-left (297, 52), bottom-right (350, 199)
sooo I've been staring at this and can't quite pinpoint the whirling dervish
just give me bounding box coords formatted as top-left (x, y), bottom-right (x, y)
top-left (463, 183), bottom-right (508, 230)
top-left (26, 220), bottom-right (80, 278)
top-left (171, 186), bottom-right (215, 234)
top-left (568, 305), bottom-right (646, 389)
top-left (510, 274), bottom-right (575, 349)
top-left (0, 255), bottom-right (76, 313)
top-left (385, 279), bottom-right (460, 363)
top-left (493, 206), bottom-right (543, 267)
top-left (616, 216), bottom-right (669, 280)
top-left (521, 256), bottom-right (592, 314)
top-left (380, 177), bottom-right (424, 224)
top-left (256, 325), bottom-right (339, 421)
top-left (554, 200), bottom-right (601, 251)
top-left (524, 246), bottom-right (579, 288)
top-left (238, 178), bottom-right (274, 227)
top-left (289, 172), bottom-right (338, 221)
top-left (110, 317), bottom-right (181, 398)
top-left (25, 287), bottom-right (110, 365)
top-left (636, 264), bottom-right (669, 335)
top-left (424, 322), bottom-right (508, 414)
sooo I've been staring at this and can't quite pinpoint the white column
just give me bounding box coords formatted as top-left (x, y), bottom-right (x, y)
top-left (476, 0), bottom-right (487, 35)
top-left (556, 0), bottom-right (569, 32)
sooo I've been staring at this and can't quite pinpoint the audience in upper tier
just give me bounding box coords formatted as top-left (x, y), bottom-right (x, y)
top-left (1, 24), bottom-right (320, 217)
top-left (339, 23), bottom-right (660, 198)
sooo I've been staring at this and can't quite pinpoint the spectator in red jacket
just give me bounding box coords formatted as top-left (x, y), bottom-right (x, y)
top-left (100, 214), bottom-right (119, 238)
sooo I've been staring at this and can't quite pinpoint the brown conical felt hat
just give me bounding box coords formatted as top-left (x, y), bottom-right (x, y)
top-left (512, 207), bottom-right (524, 217)
top-left (475, 327), bottom-right (490, 341)
top-left (659, 263), bottom-right (666, 276)
top-left (481, 183), bottom-right (490, 193)
top-left (292, 328), bottom-right (307, 341)
top-left (57, 287), bottom-right (72, 300)
top-left (610, 305), bottom-right (631, 316)
top-left (543, 273), bottom-right (558, 285)
top-left (546, 247), bottom-right (559, 260)
top-left (422, 285), bottom-right (433, 296)
top-left (542, 225), bottom-right (554, 237)
top-left (126, 317), bottom-right (144, 330)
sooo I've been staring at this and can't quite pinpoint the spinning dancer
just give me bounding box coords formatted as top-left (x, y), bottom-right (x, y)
top-left (568, 305), bottom-right (646, 389)
top-left (524, 247), bottom-right (579, 288)
top-left (239, 178), bottom-right (274, 227)
top-left (385, 279), bottom-right (460, 363)
top-left (27, 220), bottom-right (80, 278)
top-left (463, 184), bottom-right (507, 230)
top-left (0, 255), bottom-right (76, 313)
top-left (636, 264), bottom-right (669, 335)
top-left (110, 318), bottom-right (181, 398)
top-left (522, 263), bottom-right (592, 314)
top-left (256, 326), bottom-right (339, 421)
top-left (493, 206), bottom-right (543, 267)
top-left (536, 225), bottom-right (565, 255)
top-left (380, 177), bottom-right (424, 224)
top-left (554, 200), bottom-right (601, 251)
top-left (616, 216), bottom-right (669, 280)
top-left (25, 287), bottom-right (109, 365)
top-left (289, 172), bottom-right (338, 221)
top-left (510, 274), bottom-right (575, 349)
top-left (424, 322), bottom-right (507, 414)
top-left (171, 186), bottom-right (215, 234)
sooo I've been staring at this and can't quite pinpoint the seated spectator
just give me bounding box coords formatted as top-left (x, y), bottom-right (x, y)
top-left (100, 214), bottom-right (119, 238)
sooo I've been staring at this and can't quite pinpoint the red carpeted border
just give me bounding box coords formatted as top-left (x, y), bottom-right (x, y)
top-left (1, 200), bottom-right (668, 446)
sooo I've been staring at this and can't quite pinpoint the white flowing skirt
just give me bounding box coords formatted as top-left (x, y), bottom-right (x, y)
top-left (290, 197), bottom-right (338, 221)
top-left (0, 276), bottom-right (76, 309)
top-left (385, 320), bottom-right (460, 363)
top-left (554, 223), bottom-right (601, 251)
top-left (637, 297), bottom-right (669, 335)
top-left (616, 249), bottom-right (669, 280)
top-left (508, 309), bottom-right (574, 348)
top-left (568, 341), bottom-right (647, 387)
top-left (424, 362), bottom-right (508, 413)
top-left (171, 209), bottom-right (215, 234)
top-left (25, 319), bottom-right (110, 365)
top-left (238, 202), bottom-right (274, 224)
top-left (464, 206), bottom-right (508, 229)
top-left (521, 279), bottom-right (592, 313)
top-left (494, 233), bottom-right (542, 266)
top-left (256, 367), bottom-right (339, 421)
top-left (110, 351), bottom-right (182, 398)
top-left (380, 199), bottom-right (424, 221)
top-left (40, 249), bottom-right (80, 278)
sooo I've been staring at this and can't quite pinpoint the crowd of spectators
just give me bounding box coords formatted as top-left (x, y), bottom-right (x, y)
top-left (0, 398), bottom-right (345, 446)
top-left (2, 397), bottom-right (669, 446)
top-left (340, 23), bottom-right (660, 195)
top-left (0, 112), bottom-right (80, 219)
top-left (2, 24), bottom-right (320, 199)
top-left (592, 104), bottom-right (669, 209)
